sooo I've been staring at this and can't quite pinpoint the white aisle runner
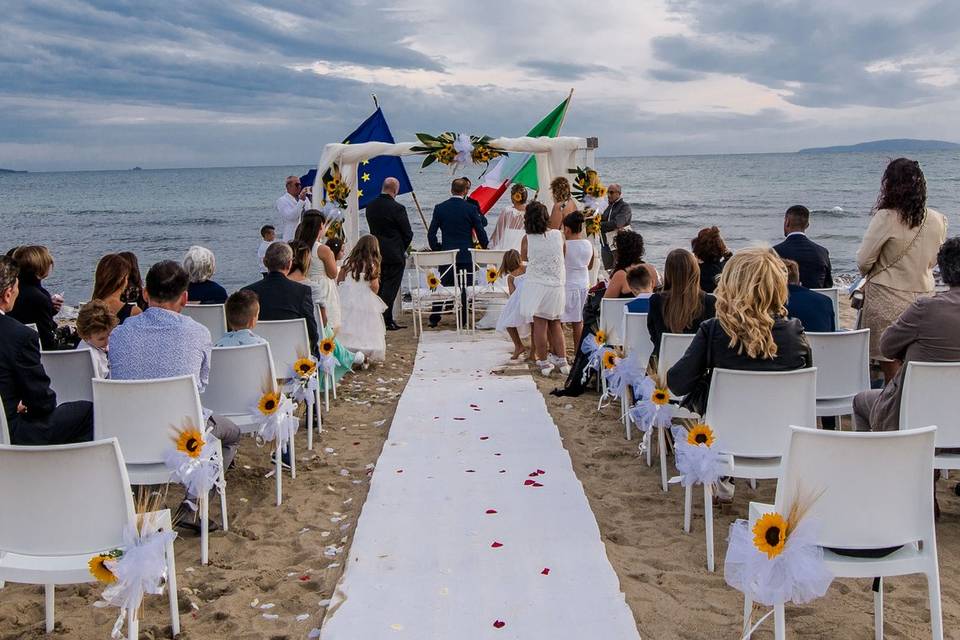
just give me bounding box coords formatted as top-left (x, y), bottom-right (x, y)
top-left (321, 332), bottom-right (639, 639)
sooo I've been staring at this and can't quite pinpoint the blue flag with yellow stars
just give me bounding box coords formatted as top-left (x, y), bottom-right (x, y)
top-left (301, 108), bottom-right (413, 208)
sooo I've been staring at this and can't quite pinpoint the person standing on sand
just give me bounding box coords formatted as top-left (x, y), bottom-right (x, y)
top-left (276, 175), bottom-right (310, 241)
top-left (599, 183), bottom-right (631, 271)
top-left (366, 177), bottom-right (414, 331)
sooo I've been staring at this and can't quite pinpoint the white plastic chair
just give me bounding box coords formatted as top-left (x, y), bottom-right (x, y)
top-left (599, 297), bottom-right (632, 347)
top-left (466, 248), bottom-right (508, 331)
top-left (257, 318), bottom-right (320, 455)
top-left (314, 302), bottom-right (337, 411)
top-left (900, 361), bottom-right (960, 476)
top-left (811, 287), bottom-right (841, 330)
top-left (742, 425), bottom-right (942, 640)
top-left (806, 330), bottom-right (870, 425)
top-left (621, 312), bottom-right (652, 440)
top-left (0, 438), bottom-right (180, 638)
top-left (183, 304), bottom-right (227, 342)
top-left (93, 375), bottom-right (227, 565)
top-left (409, 250), bottom-right (461, 336)
top-left (685, 367), bottom-right (817, 572)
top-left (41, 348), bottom-right (97, 403)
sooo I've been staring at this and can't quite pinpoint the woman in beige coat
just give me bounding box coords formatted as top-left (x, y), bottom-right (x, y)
top-left (856, 158), bottom-right (947, 381)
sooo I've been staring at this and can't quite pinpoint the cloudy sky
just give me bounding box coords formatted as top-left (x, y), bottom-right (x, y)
top-left (3, 0), bottom-right (960, 170)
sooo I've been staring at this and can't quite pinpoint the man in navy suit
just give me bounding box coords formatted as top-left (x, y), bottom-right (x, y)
top-left (783, 259), bottom-right (835, 332)
top-left (773, 205), bottom-right (833, 289)
top-left (427, 178), bottom-right (489, 327)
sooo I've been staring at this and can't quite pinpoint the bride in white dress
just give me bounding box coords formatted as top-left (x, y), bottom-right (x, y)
top-left (477, 184), bottom-right (528, 329)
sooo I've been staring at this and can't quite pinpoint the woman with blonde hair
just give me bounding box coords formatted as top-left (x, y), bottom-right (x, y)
top-left (548, 176), bottom-right (578, 230)
top-left (490, 183), bottom-right (528, 251)
top-left (667, 247), bottom-right (811, 415)
top-left (9, 245), bottom-right (64, 349)
top-left (647, 248), bottom-right (715, 360)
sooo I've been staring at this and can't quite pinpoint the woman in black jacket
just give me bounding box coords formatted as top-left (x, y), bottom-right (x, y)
top-left (667, 247), bottom-right (811, 408)
top-left (8, 245), bottom-right (61, 350)
top-left (691, 226), bottom-right (732, 293)
top-left (648, 248), bottom-right (716, 360)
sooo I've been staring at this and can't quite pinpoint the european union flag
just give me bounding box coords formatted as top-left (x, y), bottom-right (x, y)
top-left (301, 108), bottom-right (413, 209)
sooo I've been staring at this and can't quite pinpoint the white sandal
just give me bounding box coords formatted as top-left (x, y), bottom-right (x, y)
top-left (536, 360), bottom-right (555, 377)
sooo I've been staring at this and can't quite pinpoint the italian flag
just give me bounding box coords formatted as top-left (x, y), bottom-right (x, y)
top-left (470, 94), bottom-right (571, 214)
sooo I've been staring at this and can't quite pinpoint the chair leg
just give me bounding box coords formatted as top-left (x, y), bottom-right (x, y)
top-left (658, 426), bottom-right (668, 492)
top-left (927, 569), bottom-right (944, 640)
top-left (289, 432), bottom-right (297, 480)
top-left (164, 518), bottom-right (181, 638)
top-left (332, 375), bottom-right (337, 401)
top-left (774, 603), bottom-right (786, 640)
top-left (742, 597), bottom-right (753, 638)
top-left (200, 492), bottom-right (209, 566)
top-left (624, 408), bottom-right (632, 441)
top-left (749, 478), bottom-right (757, 491)
top-left (644, 431), bottom-right (652, 466)
top-left (219, 462), bottom-right (229, 532)
top-left (704, 483), bottom-right (715, 572)
top-left (275, 441), bottom-right (283, 507)
top-left (683, 483), bottom-right (692, 533)
top-left (44, 584), bottom-right (54, 633)
top-left (127, 605), bottom-right (138, 640)
top-left (873, 576), bottom-right (883, 640)
top-left (306, 401), bottom-right (314, 451)
top-left (315, 387), bottom-right (322, 436)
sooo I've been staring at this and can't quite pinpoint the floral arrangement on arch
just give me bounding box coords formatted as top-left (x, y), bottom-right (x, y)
top-left (569, 166), bottom-right (608, 221)
top-left (321, 163), bottom-right (350, 209)
top-left (411, 132), bottom-right (506, 171)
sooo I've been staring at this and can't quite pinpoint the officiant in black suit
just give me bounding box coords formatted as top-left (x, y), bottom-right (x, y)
top-left (773, 205), bottom-right (833, 289)
top-left (366, 177), bottom-right (413, 330)
top-left (427, 178), bottom-right (489, 327)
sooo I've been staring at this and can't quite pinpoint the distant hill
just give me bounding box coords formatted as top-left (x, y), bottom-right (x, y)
top-left (0, 168), bottom-right (26, 173)
top-left (798, 139), bottom-right (960, 154)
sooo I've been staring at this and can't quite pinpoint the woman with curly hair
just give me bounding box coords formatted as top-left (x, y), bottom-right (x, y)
top-left (856, 158), bottom-right (947, 381)
top-left (667, 247), bottom-right (811, 413)
top-left (548, 176), bottom-right (578, 230)
top-left (604, 229), bottom-right (658, 298)
top-left (691, 226), bottom-right (732, 293)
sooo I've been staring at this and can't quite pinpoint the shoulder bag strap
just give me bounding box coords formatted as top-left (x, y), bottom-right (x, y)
top-left (863, 212), bottom-right (927, 286)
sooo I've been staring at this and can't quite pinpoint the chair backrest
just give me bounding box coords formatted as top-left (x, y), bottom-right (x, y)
top-left (255, 318), bottom-right (311, 377)
top-left (805, 330), bottom-right (870, 400)
top-left (41, 348), bottom-right (97, 403)
top-left (775, 425), bottom-right (936, 550)
top-left (704, 367), bottom-right (817, 458)
top-left (658, 333), bottom-right (696, 381)
top-left (900, 361), bottom-right (960, 448)
top-left (203, 343), bottom-right (277, 415)
top-left (411, 250), bottom-right (459, 270)
top-left (0, 439), bottom-right (135, 556)
top-left (599, 298), bottom-right (632, 346)
top-left (93, 375), bottom-right (204, 465)
top-left (314, 301), bottom-right (327, 335)
top-left (469, 248), bottom-right (508, 293)
top-left (623, 312), bottom-right (653, 366)
top-left (183, 304), bottom-right (228, 341)
top-left (811, 288), bottom-right (840, 329)
top-left (0, 397), bottom-right (9, 445)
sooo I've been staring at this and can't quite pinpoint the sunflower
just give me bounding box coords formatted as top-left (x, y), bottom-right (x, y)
top-left (651, 388), bottom-right (670, 405)
top-left (753, 512), bottom-right (789, 559)
top-left (602, 350), bottom-right (618, 369)
top-left (176, 428), bottom-right (205, 458)
top-left (319, 337), bottom-right (336, 357)
top-left (485, 267), bottom-right (499, 284)
top-left (258, 390), bottom-right (281, 416)
top-left (594, 330), bottom-right (607, 345)
top-left (687, 423), bottom-right (715, 447)
top-left (88, 552), bottom-right (119, 583)
top-left (427, 272), bottom-right (440, 290)
top-left (294, 357), bottom-right (317, 378)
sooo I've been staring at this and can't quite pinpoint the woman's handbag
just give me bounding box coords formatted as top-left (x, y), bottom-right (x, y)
top-left (850, 213), bottom-right (927, 311)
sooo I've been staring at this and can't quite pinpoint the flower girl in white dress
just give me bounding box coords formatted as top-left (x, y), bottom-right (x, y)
top-left (337, 235), bottom-right (387, 362)
top-left (494, 249), bottom-right (529, 359)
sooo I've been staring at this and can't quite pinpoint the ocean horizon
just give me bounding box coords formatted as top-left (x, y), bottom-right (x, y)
top-left (3, 150), bottom-right (958, 303)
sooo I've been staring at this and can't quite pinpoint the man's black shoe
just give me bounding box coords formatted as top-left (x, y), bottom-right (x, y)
top-left (386, 322), bottom-right (406, 331)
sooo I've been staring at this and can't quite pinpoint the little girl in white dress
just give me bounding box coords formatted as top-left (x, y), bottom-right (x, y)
top-left (495, 249), bottom-right (529, 359)
top-left (560, 211), bottom-right (595, 349)
top-left (337, 235), bottom-right (387, 362)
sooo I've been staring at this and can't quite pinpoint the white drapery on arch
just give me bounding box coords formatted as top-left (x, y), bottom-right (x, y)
top-left (311, 136), bottom-right (590, 245)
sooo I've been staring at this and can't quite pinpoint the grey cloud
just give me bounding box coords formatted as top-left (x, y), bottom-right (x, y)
top-left (516, 59), bottom-right (616, 81)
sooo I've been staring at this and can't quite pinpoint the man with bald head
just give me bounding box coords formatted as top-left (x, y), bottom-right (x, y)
top-left (366, 177), bottom-right (414, 330)
top-left (276, 175), bottom-right (310, 241)
top-left (599, 183), bottom-right (632, 270)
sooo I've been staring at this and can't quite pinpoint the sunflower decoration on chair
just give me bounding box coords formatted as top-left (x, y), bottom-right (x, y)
top-left (316, 339), bottom-right (338, 377)
top-left (89, 550), bottom-right (122, 584)
top-left (724, 489), bottom-right (833, 608)
top-left (602, 349), bottom-right (647, 402)
top-left (485, 266), bottom-right (499, 285)
top-left (580, 332), bottom-right (615, 385)
top-left (287, 355), bottom-right (323, 408)
top-left (426, 271), bottom-right (441, 291)
top-left (164, 419), bottom-right (224, 499)
top-left (251, 385), bottom-right (298, 446)
top-left (411, 132), bottom-right (506, 173)
top-left (628, 373), bottom-right (676, 437)
top-left (670, 420), bottom-right (725, 488)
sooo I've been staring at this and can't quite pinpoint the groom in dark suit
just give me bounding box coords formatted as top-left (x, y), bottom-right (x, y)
top-left (773, 205), bottom-right (833, 289)
top-left (427, 178), bottom-right (489, 327)
top-left (366, 177), bottom-right (413, 330)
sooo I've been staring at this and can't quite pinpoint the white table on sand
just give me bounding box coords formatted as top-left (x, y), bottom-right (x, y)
top-left (320, 332), bottom-right (639, 639)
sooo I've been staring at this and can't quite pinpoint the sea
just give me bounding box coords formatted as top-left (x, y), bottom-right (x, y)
top-left (2, 151), bottom-right (959, 304)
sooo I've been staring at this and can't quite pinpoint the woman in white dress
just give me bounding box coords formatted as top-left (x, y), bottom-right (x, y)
top-left (295, 211), bottom-right (342, 332)
top-left (519, 201), bottom-right (568, 376)
top-left (560, 211), bottom-right (595, 349)
top-left (490, 184), bottom-right (528, 252)
top-left (337, 235), bottom-right (387, 361)
top-left (548, 177), bottom-right (578, 230)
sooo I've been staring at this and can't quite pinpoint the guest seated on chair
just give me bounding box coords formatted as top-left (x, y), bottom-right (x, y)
top-left (184, 245), bottom-right (228, 304)
top-left (93, 253), bottom-right (141, 324)
top-left (241, 242), bottom-right (319, 352)
top-left (8, 245), bottom-right (67, 350)
top-left (624, 266), bottom-right (655, 313)
top-left (0, 256), bottom-right (93, 445)
top-left (75, 299), bottom-right (117, 379)
top-left (604, 230), bottom-right (658, 298)
top-left (783, 259), bottom-right (835, 332)
top-left (215, 290), bottom-right (266, 347)
top-left (108, 260), bottom-right (241, 471)
top-left (691, 226), bottom-right (731, 294)
top-left (647, 248), bottom-right (716, 359)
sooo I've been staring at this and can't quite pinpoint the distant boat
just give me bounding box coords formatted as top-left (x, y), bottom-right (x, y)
top-left (798, 139), bottom-right (960, 154)
top-left (131, 166), bottom-right (143, 171)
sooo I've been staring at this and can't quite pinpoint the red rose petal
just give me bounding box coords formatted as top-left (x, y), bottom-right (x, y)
top-left (480, 436), bottom-right (489, 440)
top-left (494, 453), bottom-right (501, 456)
top-left (532, 482), bottom-right (543, 487)
top-left (493, 620), bottom-right (505, 629)
top-left (523, 479), bottom-right (535, 486)
top-left (485, 509), bottom-right (497, 514)
top-left (465, 469), bottom-right (475, 473)
top-left (453, 417), bottom-right (466, 421)
top-left (396, 469), bottom-right (403, 473)
top-left (300, 575), bottom-right (311, 581)
top-left (541, 568), bottom-right (550, 575)
top-left (536, 469), bottom-right (546, 475)
top-left (499, 469), bottom-right (506, 473)
top-left (470, 404), bottom-right (479, 408)
top-left (491, 541), bottom-right (503, 548)
top-left (528, 472), bottom-right (538, 477)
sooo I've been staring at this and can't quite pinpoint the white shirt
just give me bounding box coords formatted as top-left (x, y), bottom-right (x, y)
top-left (257, 239), bottom-right (274, 273)
top-left (276, 193), bottom-right (306, 241)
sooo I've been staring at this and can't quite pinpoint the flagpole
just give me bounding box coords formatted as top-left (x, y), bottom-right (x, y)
top-left (371, 94), bottom-right (430, 231)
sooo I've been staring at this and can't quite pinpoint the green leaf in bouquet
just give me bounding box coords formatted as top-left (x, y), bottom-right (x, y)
top-left (421, 154), bottom-right (437, 169)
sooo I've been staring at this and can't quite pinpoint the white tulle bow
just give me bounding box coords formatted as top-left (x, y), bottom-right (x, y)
top-left (251, 394), bottom-right (299, 448)
top-left (670, 426), bottom-right (726, 488)
top-left (628, 376), bottom-right (675, 434)
top-left (603, 350), bottom-right (646, 399)
top-left (453, 133), bottom-right (474, 166)
top-left (580, 334), bottom-right (609, 384)
top-left (163, 433), bottom-right (224, 498)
